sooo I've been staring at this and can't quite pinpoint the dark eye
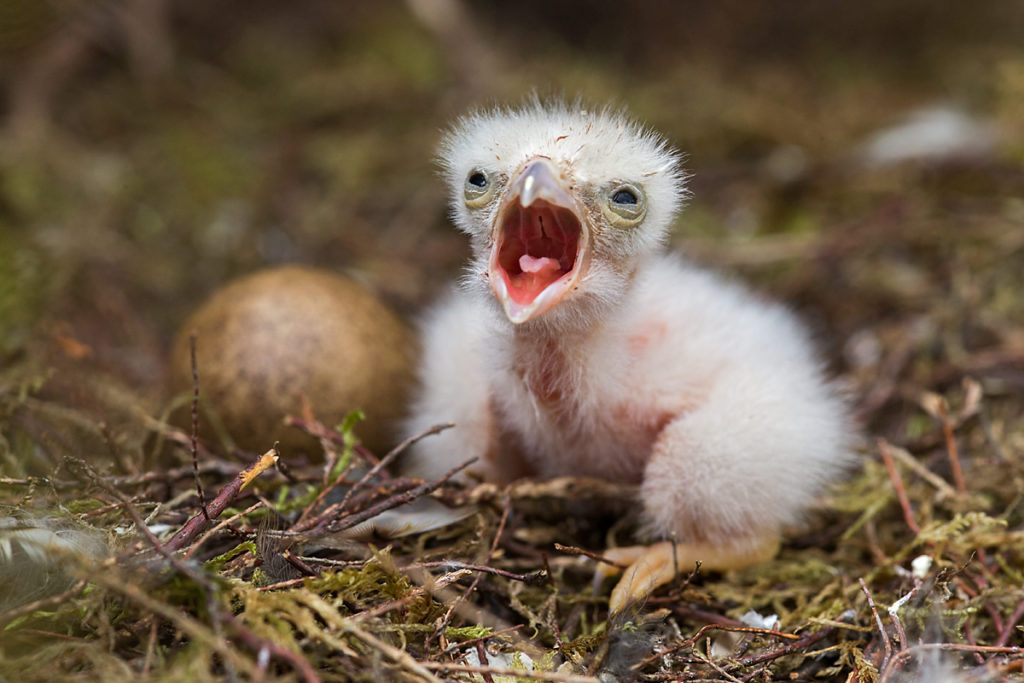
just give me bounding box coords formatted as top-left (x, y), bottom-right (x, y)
top-left (464, 169), bottom-right (495, 207)
top-left (603, 183), bottom-right (646, 226)
top-left (611, 188), bottom-right (637, 205)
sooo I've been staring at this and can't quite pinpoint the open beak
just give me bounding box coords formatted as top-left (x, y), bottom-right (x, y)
top-left (488, 158), bottom-right (589, 324)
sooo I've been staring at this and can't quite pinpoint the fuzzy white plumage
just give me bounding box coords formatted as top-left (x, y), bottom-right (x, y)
top-left (405, 100), bottom-right (854, 611)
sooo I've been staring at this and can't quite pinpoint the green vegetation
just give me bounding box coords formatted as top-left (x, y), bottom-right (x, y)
top-left (1, 2), bottom-right (1022, 680)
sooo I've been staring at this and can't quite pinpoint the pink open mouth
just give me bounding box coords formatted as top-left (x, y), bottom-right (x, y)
top-left (487, 159), bottom-right (587, 324)
top-left (495, 201), bottom-right (580, 308)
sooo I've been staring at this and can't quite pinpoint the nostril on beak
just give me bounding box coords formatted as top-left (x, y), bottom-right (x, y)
top-left (512, 158), bottom-right (573, 209)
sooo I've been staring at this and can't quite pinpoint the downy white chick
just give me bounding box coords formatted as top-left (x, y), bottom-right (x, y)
top-left (405, 101), bottom-right (853, 612)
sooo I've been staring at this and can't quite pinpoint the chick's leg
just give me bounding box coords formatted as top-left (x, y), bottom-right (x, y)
top-left (599, 536), bottom-right (780, 614)
top-left (602, 363), bottom-right (843, 613)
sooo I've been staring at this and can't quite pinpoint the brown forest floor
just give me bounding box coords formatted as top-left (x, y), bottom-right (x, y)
top-left (1, 2), bottom-right (1024, 681)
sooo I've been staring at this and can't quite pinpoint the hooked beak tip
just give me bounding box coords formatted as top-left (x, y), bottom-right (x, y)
top-left (509, 158), bottom-right (573, 210)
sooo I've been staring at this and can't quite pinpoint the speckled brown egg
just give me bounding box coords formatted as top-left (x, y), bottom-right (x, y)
top-left (168, 266), bottom-right (414, 456)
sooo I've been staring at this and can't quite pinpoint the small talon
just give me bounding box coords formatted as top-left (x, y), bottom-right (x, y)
top-left (601, 536), bottom-right (782, 615)
top-left (593, 545), bottom-right (648, 595)
top-left (594, 545), bottom-right (649, 579)
top-left (607, 542), bottom-right (679, 614)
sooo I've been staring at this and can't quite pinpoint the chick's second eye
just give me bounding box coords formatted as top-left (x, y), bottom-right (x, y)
top-left (603, 183), bottom-right (646, 227)
top-left (611, 188), bottom-right (637, 205)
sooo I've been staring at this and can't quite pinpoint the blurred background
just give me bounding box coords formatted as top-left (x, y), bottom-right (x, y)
top-left (1, 0), bottom-right (1022, 472)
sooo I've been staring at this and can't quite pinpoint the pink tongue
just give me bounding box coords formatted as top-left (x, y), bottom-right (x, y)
top-left (519, 254), bottom-right (560, 275)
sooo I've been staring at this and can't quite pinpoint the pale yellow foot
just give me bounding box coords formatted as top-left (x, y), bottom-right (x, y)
top-left (598, 535), bottom-right (781, 615)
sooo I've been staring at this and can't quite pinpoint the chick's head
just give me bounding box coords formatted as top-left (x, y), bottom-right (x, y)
top-left (440, 101), bottom-right (688, 328)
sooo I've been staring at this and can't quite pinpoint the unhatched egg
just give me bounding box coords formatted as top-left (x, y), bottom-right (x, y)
top-left (168, 266), bottom-right (414, 456)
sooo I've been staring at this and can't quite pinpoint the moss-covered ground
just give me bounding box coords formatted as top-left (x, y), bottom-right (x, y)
top-left (1, 2), bottom-right (1023, 680)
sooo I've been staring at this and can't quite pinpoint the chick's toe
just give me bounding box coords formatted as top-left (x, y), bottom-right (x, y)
top-left (600, 536), bottom-right (781, 615)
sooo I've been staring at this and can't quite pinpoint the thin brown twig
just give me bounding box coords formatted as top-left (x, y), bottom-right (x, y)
top-left (290, 403), bottom-right (377, 528)
top-left (884, 442), bottom-right (957, 499)
top-left (661, 604), bottom-right (749, 628)
top-left (284, 415), bottom-right (384, 467)
top-left (428, 491), bottom-right (512, 652)
top-left (293, 422), bottom-right (454, 533)
top-left (60, 456), bottom-right (180, 564)
top-left (667, 561), bottom-right (703, 600)
top-left (963, 618), bottom-right (981, 652)
top-left (184, 500), bottom-right (265, 559)
top-left (635, 622), bottom-right (801, 670)
top-left (340, 422), bottom-right (453, 509)
top-left (224, 615), bottom-right (321, 683)
top-left (299, 396), bottom-right (341, 491)
top-left (725, 611), bottom-right (855, 671)
top-left (85, 468), bottom-right (241, 680)
top-left (697, 638), bottom-right (746, 683)
top-left (936, 401), bottom-right (967, 494)
top-left (977, 657), bottom-right (1024, 678)
top-left (955, 573), bottom-right (1005, 635)
top-left (887, 584), bottom-right (918, 653)
top-left (412, 561), bottom-right (546, 584)
top-left (995, 596), bottom-right (1024, 648)
top-left (553, 543), bottom-right (629, 569)
top-left (79, 492), bottom-right (149, 517)
top-left (162, 447), bottom-right (279, 552)
top-left (293, 449), bottom-right (361, 529)
top-left (419, 661), bottom-right (598, 682)
top-left (878, 438), bottom-right (920, 534)
top-left (475, 641), bottom-right (497, 683)
top-left (189, 332), bottom-right (210, 522)
top-left (860, 578), bottom-right (893, 671)
top-left (283, 550), bottom-right (320, 578)
top-left (256, 577), bottom-right (308, 592)
top-left (541, 551), bottom-right (565, 651)
top-left (327, 456), bottom-right (476, 534)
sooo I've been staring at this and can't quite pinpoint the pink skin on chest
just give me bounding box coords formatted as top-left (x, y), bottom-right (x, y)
top-left (499, 318), bottom-right (689, 483)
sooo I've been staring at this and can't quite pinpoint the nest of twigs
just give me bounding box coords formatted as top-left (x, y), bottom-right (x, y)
top-left (2, 351), bottom-right (1023, 682)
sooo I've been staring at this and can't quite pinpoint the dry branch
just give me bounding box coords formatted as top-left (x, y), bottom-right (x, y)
top-left (162, 447), bottom-right (279, 552)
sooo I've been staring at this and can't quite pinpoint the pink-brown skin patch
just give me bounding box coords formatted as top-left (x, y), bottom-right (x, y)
top-left (611, 403), bottom-right (677, 450)
top-left (513, 337), bottom-right (569, 409)
top-left (500, 316), bottom-right (703, 486)
top-left (627, 320), bottom-right (667, 354)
